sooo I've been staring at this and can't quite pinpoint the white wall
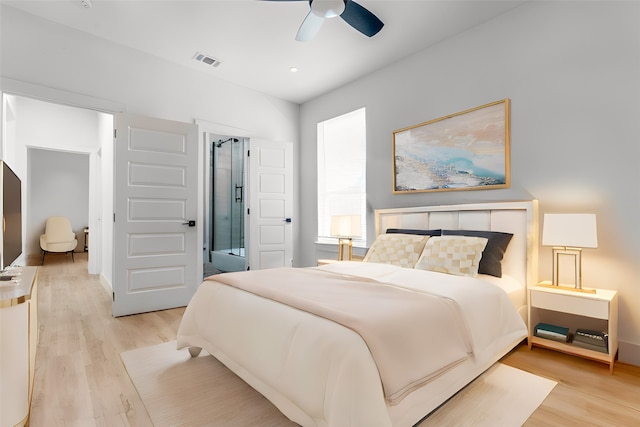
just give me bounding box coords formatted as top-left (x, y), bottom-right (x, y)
top-left (0, 6), bottom-right (298, 143)
top-left (9, 96), bottom-right (109, 273)
top-left (1, 5), bottom-right (299, 283)
top-left (1, 95), bottom-right (104, 268)
top-left (97, 113), bottom-right (114, 286)
top-left (299, 1), bottom-right (640, 365)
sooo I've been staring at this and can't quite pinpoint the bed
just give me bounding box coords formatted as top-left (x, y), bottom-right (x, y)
top-left (177, 201), bottom-right (538, 426)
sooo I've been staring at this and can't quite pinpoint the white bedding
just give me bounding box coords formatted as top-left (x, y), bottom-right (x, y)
top-left (477, 273), bottom-right (527, 315)
top-left (177, 262), bottom-right (527, 427)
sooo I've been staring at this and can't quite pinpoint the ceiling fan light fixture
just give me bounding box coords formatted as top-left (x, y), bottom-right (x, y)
top-left (267, 0), bottom-right (383, 41)
top-left (310, 0), bottom-right (346, 19)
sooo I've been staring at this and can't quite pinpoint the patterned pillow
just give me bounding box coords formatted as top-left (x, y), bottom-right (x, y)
top-left (414, 236), bottom-right (489, 277)
top-left (363, 233), bottom-right (431, 268)
top-left (442, 230), bottom-right (513, 277)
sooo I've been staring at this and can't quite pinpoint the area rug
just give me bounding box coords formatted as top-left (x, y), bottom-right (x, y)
top-left (121, 341), bottom-right (556, 427)
top-left (416, 362), bottom-right (556, 426)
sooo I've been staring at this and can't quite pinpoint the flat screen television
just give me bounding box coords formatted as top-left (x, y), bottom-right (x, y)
top-left (1, 160), bottom-right (22, 271)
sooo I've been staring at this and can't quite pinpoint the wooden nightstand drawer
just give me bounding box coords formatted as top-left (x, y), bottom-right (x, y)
top-left (530, 289), bottom-right (609, 319)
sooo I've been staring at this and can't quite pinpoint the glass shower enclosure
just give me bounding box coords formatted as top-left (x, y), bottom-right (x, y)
top-left (208, 136), bottom-right (247, 273)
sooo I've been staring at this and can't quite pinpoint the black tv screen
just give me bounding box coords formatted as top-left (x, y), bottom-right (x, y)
top-left (2, 160), bottom-right (22, 270)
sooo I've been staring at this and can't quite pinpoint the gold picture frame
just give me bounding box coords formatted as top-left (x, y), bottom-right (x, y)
top-left (392, 99), bottom-right (510, 193)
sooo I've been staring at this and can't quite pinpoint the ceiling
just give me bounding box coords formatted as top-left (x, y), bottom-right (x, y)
top-left (3, 0), bottom-right (525, 104)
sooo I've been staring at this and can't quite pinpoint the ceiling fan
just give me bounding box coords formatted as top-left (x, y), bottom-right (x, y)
top-left (265, 0), bottom-right (384, 42)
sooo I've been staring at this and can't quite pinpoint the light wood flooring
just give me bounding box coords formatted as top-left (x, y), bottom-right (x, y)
top-left (27, 253), bottom-right (640, 426)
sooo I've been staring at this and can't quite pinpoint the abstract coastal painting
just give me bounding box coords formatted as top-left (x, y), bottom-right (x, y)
top-left (393, 99), bottom-right (510, 193)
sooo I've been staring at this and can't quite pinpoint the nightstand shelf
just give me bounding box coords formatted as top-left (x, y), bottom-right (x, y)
top-left (528, 283), bottom-right (618, 374)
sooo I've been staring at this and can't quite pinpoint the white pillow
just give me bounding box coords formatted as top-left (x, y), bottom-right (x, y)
top-left (363, 233), bottom-right (430, 268)
top-left (414, 235), bottom-right (488, 277)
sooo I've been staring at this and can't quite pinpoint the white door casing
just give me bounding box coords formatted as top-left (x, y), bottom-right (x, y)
top-left (113, 113), bottom-right (199, 317)
top-left (248, 139), bottom-right (294, 270)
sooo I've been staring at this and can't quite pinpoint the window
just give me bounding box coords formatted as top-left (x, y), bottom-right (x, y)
top-left (317, 108), bottom-right (366, 247)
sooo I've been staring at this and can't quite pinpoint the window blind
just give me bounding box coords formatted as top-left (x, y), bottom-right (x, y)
top-left (317, 108), bottom-right (366, 246)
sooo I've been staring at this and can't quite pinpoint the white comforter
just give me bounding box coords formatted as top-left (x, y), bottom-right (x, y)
top-left (177, 262), bottom-right (527, 427)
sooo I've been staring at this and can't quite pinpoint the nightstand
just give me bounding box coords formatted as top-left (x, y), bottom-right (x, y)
top-left (317, 256), bottom-right (363, 266)
top-left (528, 282), bottom-right (618, 373)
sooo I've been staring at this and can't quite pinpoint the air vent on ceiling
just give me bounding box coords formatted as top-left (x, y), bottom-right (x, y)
top-left (193, 52), bottom-right (222, 68)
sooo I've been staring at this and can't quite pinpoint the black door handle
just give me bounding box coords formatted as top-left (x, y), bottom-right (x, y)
top-left (183, 220), bottom-right (196, 227)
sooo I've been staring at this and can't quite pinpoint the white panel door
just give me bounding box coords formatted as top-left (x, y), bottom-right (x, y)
top-left (248, 139), bottom-right (293, 270)
top-left (113, 114), bottom-right (199, 317)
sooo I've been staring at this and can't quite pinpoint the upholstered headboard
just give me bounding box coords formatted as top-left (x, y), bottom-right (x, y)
top-left (374, 201), bottom-right (539, 290)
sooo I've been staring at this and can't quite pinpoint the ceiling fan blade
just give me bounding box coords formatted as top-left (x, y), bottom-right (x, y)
top-left (296, 11), bottom-right (325, 42)
top-left (340, 0), bottom-right (384, 37)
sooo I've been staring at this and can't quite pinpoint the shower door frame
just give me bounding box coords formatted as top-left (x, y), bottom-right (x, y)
top-left (205, 132), bottom-right (249, 273)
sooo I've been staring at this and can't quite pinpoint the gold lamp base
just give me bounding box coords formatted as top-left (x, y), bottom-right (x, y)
top-left (337, 237), bottom-right (353, 261)
top-left (547, 246), bottom-right (595, 293)
top-left (537, 281), bottom-right (596, 294)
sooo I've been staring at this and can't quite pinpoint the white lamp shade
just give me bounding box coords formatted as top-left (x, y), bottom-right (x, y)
top-left (330, 215), bottom-right (362, 238)
top-left (542, 213), bottom-right (598, 248)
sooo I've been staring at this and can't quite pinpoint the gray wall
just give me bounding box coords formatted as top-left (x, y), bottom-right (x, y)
top-left (299, 1), bottom-right (640, 364)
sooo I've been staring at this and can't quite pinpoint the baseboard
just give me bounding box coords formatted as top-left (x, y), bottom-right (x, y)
top-left (99, 273), bottom-right (112, 295)
top-left (618, 340), bottom-right (640, 367)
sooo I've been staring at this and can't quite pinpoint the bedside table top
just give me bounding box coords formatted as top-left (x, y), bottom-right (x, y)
top-left (532, 282), bottom-right (617, 301)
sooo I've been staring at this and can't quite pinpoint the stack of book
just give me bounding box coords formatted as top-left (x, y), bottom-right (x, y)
top-left (534, 323), bottom-right (571, 343)
top-left (572, 329), bottom-right (608, 353)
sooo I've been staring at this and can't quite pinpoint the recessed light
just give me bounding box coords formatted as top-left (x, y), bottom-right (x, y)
top-left (290, 67), bottom-right (298, 73)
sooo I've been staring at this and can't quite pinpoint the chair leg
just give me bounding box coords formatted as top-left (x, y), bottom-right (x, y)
top-left (42, 251), bottom-right (46, 265)
top-left (71, 251), bottom-right (75, 262)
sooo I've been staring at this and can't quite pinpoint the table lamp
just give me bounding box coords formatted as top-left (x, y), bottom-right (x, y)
top-left (330, 215), bottom-right (362, 261)
top-left (542, 213), bottom-right (598, 291)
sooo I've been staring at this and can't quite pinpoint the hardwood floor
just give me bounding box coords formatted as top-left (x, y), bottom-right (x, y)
top-left (27, 254), bottom-right (640, 426)
top-left (29, 253), bottom-right (182, 426)
top-left (504, 346), bottom-right (640, 426)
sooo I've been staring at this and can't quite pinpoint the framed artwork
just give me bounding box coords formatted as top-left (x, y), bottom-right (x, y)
top-left (392, 99), bottom-right (510, 193)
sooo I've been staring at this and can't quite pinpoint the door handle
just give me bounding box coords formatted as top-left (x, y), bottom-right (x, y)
top-left (183, 220), bottom-right (196, 227)
top-left (235, 184), bottom-right (243, 203)
top-left (284, 218), bottom-right (292, 223)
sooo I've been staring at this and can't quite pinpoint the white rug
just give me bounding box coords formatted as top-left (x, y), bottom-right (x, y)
top-left (121, 341), bottom-right (556, 427)
top-left (417, 363), bottom-right (556, 426)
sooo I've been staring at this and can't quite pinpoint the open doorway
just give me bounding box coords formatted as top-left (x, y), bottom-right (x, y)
top-left (197, 125), bottom-right (294, 275)
top-left (205, 134), bottom-right (249, 275)
top-left (2, 94), bottom-right (112, 276)
top-left (28, 148), bottom-right (89, 263)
